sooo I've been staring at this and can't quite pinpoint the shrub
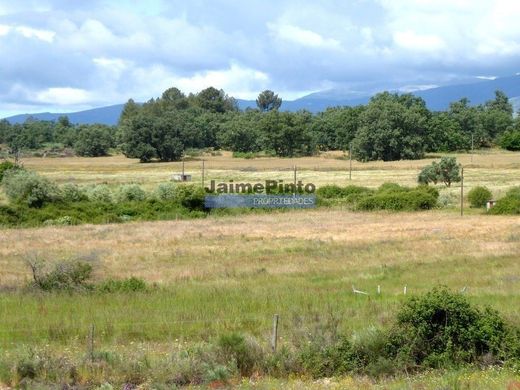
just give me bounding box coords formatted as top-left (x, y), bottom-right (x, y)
top-left (389, 287), bottom-right (508, 368)
top-left (27, 259), bottom-right (93, 292)
top-left (217, 333), bottom-right (261, 377)
top-left (2, 170), bottom-right (60, 207)
top-left (468, 186), bottom-right (492, 208)
top-left (87, 185), bottom-right (113, 203)
top-left (155, 182), bottom-right (177, 200)
top-left (116, 184), bottom-right (147, 202)
top-left (316, 185), bottom-right (374, 206)
top-left (0, 160), bottom-right (20, 182)
top-left (506, 186), bottom-right (520, 200)
top-left (357, 186), bottom-right (438, 211)
top-left (489, 196), bottom-right (520, 215)
top-left (499, 130), bottom-right (520, 151)
top-left (488, 186), bottom-right (520, 215)
top-left (61, 183), bottom-right (87, 202)
top-left (97, 277), bottom-right (148, 293)
top-left (174, 184), bottom-right (205, 210)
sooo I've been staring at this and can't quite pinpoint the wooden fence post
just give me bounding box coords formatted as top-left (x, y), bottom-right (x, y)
top-left (271, 314), bottom-right (279, 352)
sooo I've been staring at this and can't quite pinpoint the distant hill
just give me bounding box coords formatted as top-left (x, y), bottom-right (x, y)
top-left (3, 104), bottom-right (125, 126)
top-left (238, 74), bottom-right (520, 112)
top-left (4, 75), bottom-right (520, 125)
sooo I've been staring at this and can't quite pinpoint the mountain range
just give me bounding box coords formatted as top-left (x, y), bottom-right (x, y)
top-left (4, 75), bottom-right (520, 126)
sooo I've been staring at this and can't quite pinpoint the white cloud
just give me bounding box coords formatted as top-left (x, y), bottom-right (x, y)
top-left (393, 31), bottom-right (445, 52)
top-left (15, 25), bottom-right (55, 42)
top-left (127, 63), bottom-right (270, 101)
top-left (0, 23), bottom-right (9, 36)
top-left (33, 87), bottom-right (91, 106)
top-left (399, 84), bottom-right (438, 92)
top-left (0, 23), bottom-right (55, 42)
top-left (268, 22), bottom-right (341, 50)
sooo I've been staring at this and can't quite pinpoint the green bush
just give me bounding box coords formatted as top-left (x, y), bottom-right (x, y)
top-left (0, 160), bottom-right (20, 182)
top-left (377, 182), bottom-right (406, 193)
top-left (499, 130), bottom-right (520, 151)
top-left (217, 333), bottom-right (261, 377)
top-left (2, 170), bottom-right (60, 207)
top-left (488, 186), bottom-right (520, 215)
top-left (116, 184), bottom-right (147, 202)
top-left (468, 186), bottom-right (492, 208)
top-left (390, 287), bottom-right (507, 368)
top-left (174, 184), bottom-right (206, 210)
top-left (27, 260), bottom-right (93, 292)
top-left (357, 186), bottom-right (438, 211)
top-left (61, 183), bottom-right (87, 202)
top-left (155, 182), bottom-right (177, 200)
top-left (97, 277), bottom-right (148, 293)
top-left (506, 186), bottom-right (520, 200)
top-left (489, 196), bottom-right (520, 215)
top-left (87, 185), bottom-right (113, 203)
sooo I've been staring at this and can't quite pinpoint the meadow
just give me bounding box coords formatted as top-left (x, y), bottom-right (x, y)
top-left (1, 150), bottom-right (520, 388)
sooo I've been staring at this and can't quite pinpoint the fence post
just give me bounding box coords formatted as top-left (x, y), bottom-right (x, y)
top-left (349, 143), bottom-right (352, 181)
top-left (202, 159), bottom-right (205, 189)
top-left (88, 324), bottom-right (95, 362)
top-left (293, 165), bottom-right (297, 195)
top-left (460, 166), bottom-right (464, 217)
top-left (271, 314), bottom-right (279, 352)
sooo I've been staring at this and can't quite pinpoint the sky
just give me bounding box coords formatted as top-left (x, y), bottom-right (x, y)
top-left (1, 0), bottom-right (520, 117)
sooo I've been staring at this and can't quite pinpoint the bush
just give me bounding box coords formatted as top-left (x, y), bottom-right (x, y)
top-left (174, 184), bottom-right (206, 210)
top-left (155, 182), bottom-right (177, 200)
top-left (61, 183), bottom-right (87, 202)
top-left (389, 287), bottom-right (508, 368)
top-left (0, 160), bottom-right (20, 182)
top-left (506, 186), bottom-right (520, 200)
top-left (499, 130), bottom-right (520, 151)
top-left (87, 185), bottom-right (113, 203)
top-left (2, 170), bottom-right (60, 207)
top-left (97, 277), bottom-right (148, 293)
top-left (357, 185), bottom-right (438, 211)
top-left (116, 184), bottom-right (147, 202)
top-left (468, 186), bottom-right (492, 208)
top-left (217, 333), bottom-right (261, 377)
top-left (488, 186), bottom-right (520, 215)
top-left (27, 259), bottom-right (93, 292)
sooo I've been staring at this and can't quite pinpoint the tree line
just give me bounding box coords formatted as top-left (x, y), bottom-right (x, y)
top-left (1, 86), bottom-right (519, 162)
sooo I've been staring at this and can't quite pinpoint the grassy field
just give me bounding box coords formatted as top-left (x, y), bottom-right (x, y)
top-left (1, 150), bottom-right (520, 388)
top-left (17, 149), bottom-right (520, 194)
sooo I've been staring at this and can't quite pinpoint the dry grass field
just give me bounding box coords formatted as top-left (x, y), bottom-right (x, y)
top-left (19, 149), bottom-right (520, 195)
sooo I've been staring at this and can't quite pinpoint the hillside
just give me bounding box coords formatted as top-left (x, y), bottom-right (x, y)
top-left (3, 75), bottom-right (520, 125)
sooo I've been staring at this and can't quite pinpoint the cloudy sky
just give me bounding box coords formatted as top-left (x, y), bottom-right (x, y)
top-left (1, 0), bottom-right (520, 117)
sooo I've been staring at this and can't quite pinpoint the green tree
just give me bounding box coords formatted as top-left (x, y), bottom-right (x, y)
top-left (74, 125), bottom-right (113, 157)
top-left (118, 98), bottom-right (141, 126)
top-left (448, 98), bottom-right (486, 148)
top-left (195, 87), bottom-right (238, 113)
top-left (260, 110), bottom-right (315, 157)
top-left (418, 157), bottom-right (461, 187)
top-left (217, 111), bottom-right (262, 152)
top-left (312, 106), bottom-right (363, 151)
top-left (426, 113), bottom-right (468, 152)
top-left (256, 90), bottom-right (282, 112)
top-left (352, 92), bottom-right (430, 161)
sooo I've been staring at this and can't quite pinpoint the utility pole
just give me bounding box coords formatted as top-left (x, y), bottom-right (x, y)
top-left (460, 166), bottom-right (464, 217)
